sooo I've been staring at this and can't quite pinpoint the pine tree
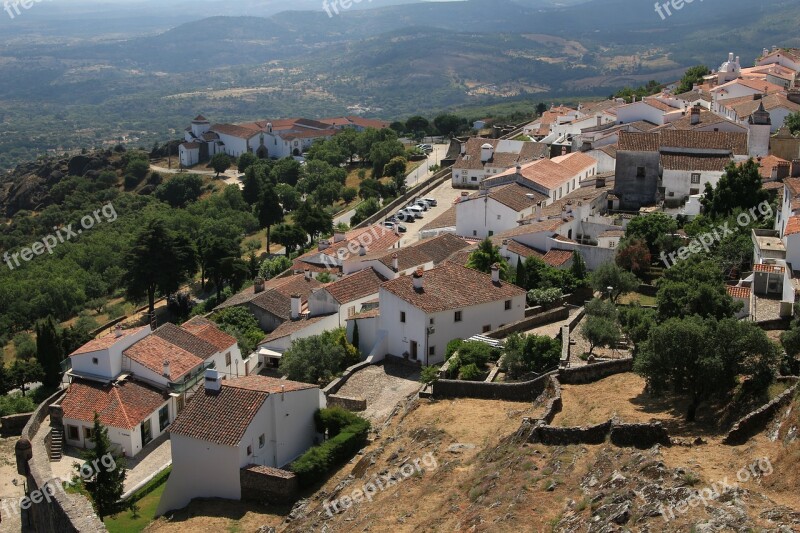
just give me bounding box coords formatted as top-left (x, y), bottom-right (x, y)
top-left (515, 256), bottom-right (526, 288)
top-left (35, 316), bottom-right (64, 388)
top-left (82, 414), bottom-right (126, 518)
top-left (352, 321), bottom-right (360, 354)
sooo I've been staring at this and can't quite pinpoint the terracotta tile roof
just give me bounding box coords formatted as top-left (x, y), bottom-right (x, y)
top-left (711, 78), bottom-right (785, 96)
top-left (550, 152), bottom-right (597, 175)
top-left (62, 378), bottom-right (166, 430)
top-left (124, 335), bottom-right (203, 382)
top-left (420, 206), bottom-right (457, 232)
top-left (454, 138), bottom-right (547, 171)
top-left (70, 326), bottom-right (149, 357)
top-left (295, 225), bottom-right (400, 263)
top-left (722, 94), bottom-right (800, 119)
top-left (499, 218), bottom-right (566, 239)
top-left (181, 142), bottom-right (200, 150)
top-left (640, 98), bottom-right (677, 112)
top-left (381, 262), bottom-right (526, 314)
top-left (169, 385), bottom-right (268, 447)
top-left (259, 313), bottom-right (336, 344)
top-left (667, 109), bottom-right (736, 130)
top-left (250, 290), bottom-right (292, 320)
top-left (469, 183), bottom-right (549, 212)
top-left (243, 465), bottom-right (296, 478)
top-left (323, 268), bottom-right (386, 304)
top-left (726, 285), bottom-right (752, 299)
top-left (283, 129), bottom-right (338, 141)
top-left (192, 115), bottom-right (209, 122)
top-left (445, 249), bottom-right (475, 267)
top-left (503, 239), bottom-right (544, 260)
top-left (661, 154), bottom-right (732, 172)
top-left (597, 145), bottom-right (618, 158)
top-left (785, 178), bottom-right (800, 197)
top-left (599, 230), bottom-right (625, 238)
top-left (226, 375), bottom-right (318, 394)
top-left (321, 116), bottom-right (390, 130)
top-left (153, 323), bottom-right (218, 360)
top-left (759, 48), bottom-right (800, 64)
top-left (413, 233), bottom-right (471, 265)
top-left (754, 263), bottom-right (785, 274)
top-left (210, 123), bottom-right (261, 139)
top-left (542, 249), bottom-right (574, 267)
top-left (752, 155), bottom-right (791, 180)
top-left (486, 159), bottom-right (575, 192)
top-left (660, 130), bottom-right (748, 154)
top-left (618, 132), bottom-right (660, 152)
top-left (785, 216), bottom-right (800, 236)
top-left (675, 89), bottom-right (713, 103)
top-left (182, 316), bottom-right (238, 352)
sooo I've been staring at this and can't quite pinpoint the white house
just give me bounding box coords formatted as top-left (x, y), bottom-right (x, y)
top-left (757, 47), bottom-right (800, 74)
top-left (366, 262), bottom-right (527, 365)
top-left (157, 372), bottom-right (323, 515)
top-left (719, 94), bottom-right (800, 134)
top-left (343, 233), bottom-right (470, 278)
top-left (451, 138), bottom-right (548, 188)
top-left (455, 183), bottom-right (548, 239)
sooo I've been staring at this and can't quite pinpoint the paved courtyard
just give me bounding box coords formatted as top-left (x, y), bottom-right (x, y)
top-left (336, 363), bottom-right (421, 425)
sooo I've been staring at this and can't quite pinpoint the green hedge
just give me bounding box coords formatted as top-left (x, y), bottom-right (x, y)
top-left (292, 408), bottom-right (370, 487)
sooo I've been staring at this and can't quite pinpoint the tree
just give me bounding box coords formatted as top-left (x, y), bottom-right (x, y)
top-left (352, 320), bottom-right (360, 353)
top-left (359, 178), bottom-right (383, 200)
top-left (618, 304), bottom-right (656, 357)
top-left (81, 414), bottom-right (126, 518)
top-left (405, 116), bottom-right (430, 134)
top-left (589, 263), bottom-right (639, 303)
top-left (9, 359), bottom-right (44, 396)
top-left (625, 212), bottom-right (678, 256)
top-left (466, 239), bottom-right (508, 280)
top-left (370, 140), bottom-right (405, 178)
top-left (656, 259), bottom-right (739, 321)
top-left (676, 65), bottom-right (711, 94)
top-left (242, 166), bottom-right (263, 207)
top-left (786, 111), bottom-right (800, 135)
top-left (126, 159), bottom-right (150, 181)
top-left (635, 317), bottom-right (779, 421)
top-left (238, 152), bottom-right (258, 173)
top-left (616, 238), bottom-right (652, 276)
top-left (210, 153), bottom-right (232, 177)
top-left (123, 218), bottom-right (198, 319)
top-left (351, 198), bottom-right (380, 225)
top-left (271, 158), bottom-right (303, 187)
top-left (211, 307), bottom-right (265, 354)
top-left (581, 316), bottom-right (620, 356)
top-left (341, 187), bottom-right (358, 204)
top-left (383, 156), bottom-right (407, 179)
top-left (35, 317), bottom-right (64, 388)
top-left (535, 103), bottom-right (548, 116)
top-left (154, 174), bottom-right (204, 208)
top-left (272, 223), bottom-right (308, 256)
top-left (570, 251), bottom-right (587, 283)
top-left (0, 363), bottom-right (10, 396)
top-left (274, 183), bottom-right (300, 212)
top-left (294, 201), bottom-right (332, 241)
top-left (702, 160), bottom-right (769, 217)
top-left (389, 121), bottom-right (405, 134)
top-left (433, 113), bottom-right (466, 137)
top-left (202, 237), bottom-right (245, 301)
top-left (279, 329), bottom-right (358, 385)
top-left (501, 333), bottom-right (561, 379)
top-left (257, 182), bottom-right (284, 253)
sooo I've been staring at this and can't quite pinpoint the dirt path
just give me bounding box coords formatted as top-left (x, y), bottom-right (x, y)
top-left (335, 363), bottom-right (421, 425)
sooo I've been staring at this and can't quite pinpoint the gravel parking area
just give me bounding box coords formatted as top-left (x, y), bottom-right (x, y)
top-left (335, 363), bottom-right (421, 425)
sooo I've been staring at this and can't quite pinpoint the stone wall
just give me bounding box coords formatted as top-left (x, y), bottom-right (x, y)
top-left (323, 361), bottom-right (374, 397)
top-left (529, 420), bottom-right (612, 445)
top-left (1, 412), bottom-right (33, 436)
top-left (240, 465), bottom-right (298, 504)
top-left (566, 307), bottom-right (586, 333)
top-left (327, 395), bottom-right (367, 411)
top-left (432, 371), bottom-right (555, 401)
top-left (558, 359), bottom-right (633, 385)
top-left (486, 307), bottom-right (570, 339)
top-left (610, 422), bottom-right (671, 448)
top-left (539, 375), bottom-right (563, 425)
top-left (15, 388), bottom-right (106, 532)
top-left (723, 379), bottom-right (800, 445)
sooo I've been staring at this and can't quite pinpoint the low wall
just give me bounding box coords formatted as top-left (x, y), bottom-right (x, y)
top-left (240, 465), bottom-right (298, 504)
top-left (327, 395), bottom-right (367, 412)
top-left (558, 359), bottom-right (633, 385)
top-left (486, 307), bottom-right (569, 339)
top-left (539, 375), bottom-right (563, 425)
top-left (723, 379), bottom-right (800, 445)
top-left (610, 422), bottom-right (671, 448)
top-left (1, 412), bottom-right (33, 436)
top-left (530, 420), bottom-right (612, 445)
top-left (432, 371), bottom-right (555, 401)
top-left (757, 317), bottom-right (793, 331)
top-left (323, 360), bottom-right (374, 397)
top-left (15, 388), bottom-right (106, 532)
top-left (566, 307), bottom-right (586, 333)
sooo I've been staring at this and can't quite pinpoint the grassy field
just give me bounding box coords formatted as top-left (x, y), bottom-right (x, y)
top-left (104, 468), bottom-right (171, 533)
top-left (618, 292), bottom-right (657, 307)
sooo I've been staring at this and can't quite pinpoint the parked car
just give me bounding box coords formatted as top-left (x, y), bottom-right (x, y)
top-left (405, 205), bottom-right (425, 218)
top-left (421, 197), bottom-right (438, 207)
top-left (396, 209), bottom-right (416, 222)
top-left (410, 200), bottom-right (429, 211)
top-left (384, 221), bottom-right (408, 233)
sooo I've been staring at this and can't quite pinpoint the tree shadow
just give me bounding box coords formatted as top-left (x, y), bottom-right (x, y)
top-left (628, 389), bottom-right (726, 438)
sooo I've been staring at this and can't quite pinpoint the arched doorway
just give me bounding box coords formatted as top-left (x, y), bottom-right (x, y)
top-left (256, 146), bottom-right (268, 159)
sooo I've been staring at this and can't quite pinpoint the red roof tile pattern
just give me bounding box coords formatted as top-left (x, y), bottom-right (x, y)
top-left (785, 216), bottom-right (800, 236)
top-left (70, 326), bottom-right (149, 357)
top-left (226, 375), bottom-right (318, 394)
top-left (754, 264), bottom-right (785, 273)
top-left (182, 317), bottom-right (238, 352)
top-left (381, 262), bottom-right (526, 314)
top-left (618, 132), bottom-right (660, 152)
top-left (62, 378), bottom-right (166, 429)
top-left (412, 233), bottom-right (472, 265)
top-left (661, 154), bottom-right (732, 172)
top-left (323, 268), bottom-right (386, 304)
top-left (169, 385), bottom-right (269, 446)
top-left (785, 178), bottom-right (800, 198)
top-left (153, 323), bottom-right (218, 360)
top-left (420, 206), bottom-right (457, 232)
top-left (542, 249), bottom-right (574, 267)
top-left (727, 286), bottom-right (752, 299)
top-left (124, 335), bottom-right (203, 381)
top-left (259, 313), bottom-right (336, 344)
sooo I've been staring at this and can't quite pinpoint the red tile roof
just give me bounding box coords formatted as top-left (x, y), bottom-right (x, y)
top-left (618, 132), bottom-right (660, 152)
top-left (726, 286), bottom-right (752, 299)
top-left (381, 262), bottom-right (526, 314)
top-left (661, 154), bottom-right (732, 172)
top-left (323, 268), bottom-right (386, 304)
top-left (785, 216), bottom-right (800, 236)
top-left (182, 316), bottom-right (238, 352)
top-left (62, 378), bottom-right (167, 430)
top-left (70, 326), bottom-right (149, 357)
top-left (542, 249), bottom-right (574, 267)
top-left (754, 263), bottom-right (785, 273)
top-left (259, 313), bottom-right (335, 344)
top-left (123, 335), bottom-right (203, 382)
top-left (226, 375), bottom-right (318, 394)
top-left (153, 323), bottom-right (218, 360)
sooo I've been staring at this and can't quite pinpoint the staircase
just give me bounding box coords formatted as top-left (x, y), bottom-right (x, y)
top-left (50, 427), bottom-right (64, 462)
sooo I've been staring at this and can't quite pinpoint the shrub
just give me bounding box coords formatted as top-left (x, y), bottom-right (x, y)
top-left (446, 339), bottom-right (464, 358)
top-left (527, 288), bottom-right (563, 307)
top-left (459, 363), bottom-right (483, 381)
top-left (420, 365), bottom-right (441, 385)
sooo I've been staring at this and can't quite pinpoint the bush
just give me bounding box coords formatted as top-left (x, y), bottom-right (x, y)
top-left (420, 365), bottom-right (441, 385)
top-left (459, 363), bottom-right (483, 381)
top-left (13, 332), bottom-right (36, 359)
top-left (527, 288), bottom-right (563, 307)
top-left (0, 393), bottom-right (36, 417)
top-left (446, 339), bottom-right (464, 358)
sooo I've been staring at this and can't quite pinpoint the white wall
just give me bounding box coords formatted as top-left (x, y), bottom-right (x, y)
top-left (617, 102), bottom-right (667, 125)
top-left (662, 169), bottom-right (724, 200)
top-left (585, 149), bottom-right (616, 173)
top-left (70, 327), bottom-right (150, 380)
top-left (456, 198), bottom-right (528, 239)
top-left (785, 234), bottom-right (800, 271)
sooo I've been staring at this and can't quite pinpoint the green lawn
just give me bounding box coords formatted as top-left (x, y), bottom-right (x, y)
top-left (104, 469), bottom-right (171, 533)
top-left (618, 292), bottom-right (657, 307)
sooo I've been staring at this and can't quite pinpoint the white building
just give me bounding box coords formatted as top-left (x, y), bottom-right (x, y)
top-left (157, 372), bottom-right (323, 515)
top-left (451, 138), bottom-right (548, 188)
top-left (455, 183), bottom-right (548, 239)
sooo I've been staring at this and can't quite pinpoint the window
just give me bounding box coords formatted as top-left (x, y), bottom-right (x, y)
top-left (400, 312), bottom-right (406, 323)
top-left (505, 300), bottom-right (512, 310)
top-left (482, 325), bottom-right (491, 333)
top-left (429, 318), bottom-right (434, 325)
top-left (84, 427), bottom-right (94, 440)
top-left (348, 306), bottom-right (356, 318)
top-left (159, 405), bottom-right (170, 431)
top-left (471, 176), bottom-right (478, 182)
top-left (691, 173), bottom-right (701, 184)
top-left (454, 311), bottom-right (463, 322)
top-left (68, 425), bottom-right (79, 440)
top-left (259, 434), bottom-right (265, 448)
top-left (225, 352), bottom-right (231, 366)
top-left (609, 240), bottom-right (616, 249)
top-left (488, 231), bottom-right (494, 237)
top-left (92, 357), bottom-right (98, 365)
top-left (496, 215), bottom-right (501, 220)
top-left (636, 166), bottom-right (646, 178)
top-left (176, 396), bottom-right (185, 414)
top-left (690, 188), bottom-right (700, 196)
top-left (247, 445), bottom-right (253, 456)
top-left (473, 230), bottom-right (477, 237)
top-left (429, 346), bottom-right (435, 357)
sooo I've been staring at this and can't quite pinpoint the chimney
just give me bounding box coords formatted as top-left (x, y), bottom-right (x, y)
top-left (792, 160), bottom-right (800, 178)
top-left (254, 277), bottom-right (265, 293)
top-left (536, 202), bottom-right (544, 222)
top-left (491, 263), bottom-right (500, 284)
top-left (412, 268), bottom-right (424, 291)
top-left (516, 164), bottom-right (522, 174)
top-left (392, 253), bottom-right (399, 271)
top-left (291, 294), bottom-right (301, 320)
top-left (777, 162), bottom-right (790, 180)
top-left (787, 90), bottom-right (800, 105)
top-left (162, 360), bottom-right (170, 378)
top-left (597, 116), bottom-right (602, 127)
top-left (114, 325), bottom-right (122, 338)
top-left (318, 239), bottom-right (330, 251)
top-left (337, 248), bottom-right (346, 262)
top-left (460, 142), bottom-right (466, 156)
top-left (359, 244), bottom-right (367, 256)
top-left (304, 268), bottom-right (311, 281)
top-left (501, 240), bottom-right (509, 258)
top-left (480, 143), bottom-right (494, 163)
top-left (205, 368), bottom-right (221, 392)
top-left (333, 231), bottom-right (346, 243)
top-left (691, 106), bottom-right (701, 125)
top-left (562, 205), bottom-right (570, 222)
